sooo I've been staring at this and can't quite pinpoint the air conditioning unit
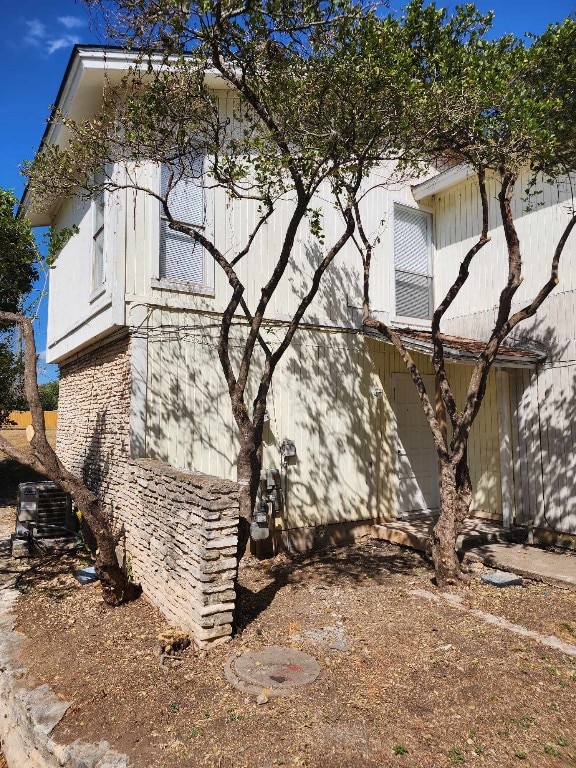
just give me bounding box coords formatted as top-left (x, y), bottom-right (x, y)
top-left (16, 482), bottom-right (78, 540)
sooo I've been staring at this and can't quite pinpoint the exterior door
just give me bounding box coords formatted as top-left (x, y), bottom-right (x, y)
top-left (392, 373), bottom-right (440, 517)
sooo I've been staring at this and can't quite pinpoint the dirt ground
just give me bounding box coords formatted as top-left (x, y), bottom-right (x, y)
top-left (1, 432), bottom-right (576, 768)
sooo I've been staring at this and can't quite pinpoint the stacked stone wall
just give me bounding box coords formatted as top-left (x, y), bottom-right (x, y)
top-left (57, 333), bottom-right (239, 647)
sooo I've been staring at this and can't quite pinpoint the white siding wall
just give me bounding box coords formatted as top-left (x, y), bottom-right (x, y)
top-left (48, 89), bottom-right (431, 365)
top-left (124, 162), bottom-right (419, 326)
top-left (47, 182), bottom-right (125, 362)
top-left (429, 170), bottom-right (576, 535)
top-left (433, 170), bottom-right (576, 323)
top-left (119, 93), bottom-right (425, 328)
top-left (446, 363), bottom-right (503, 515)
top-left (141, 308), bottom-right (503, 531)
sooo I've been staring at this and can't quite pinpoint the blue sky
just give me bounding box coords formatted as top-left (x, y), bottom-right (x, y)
top-left (0, 0), bottom-right (574, 381)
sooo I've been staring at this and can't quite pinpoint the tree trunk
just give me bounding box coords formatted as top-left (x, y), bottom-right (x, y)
top-left (235, 433), bottom-right (263, 559)
top-left (431, 459), bottom-right (472, 586)
top-left (75, 493), bottom-right (140, 606)
top-left (0, 311), bottom-right (138, 607)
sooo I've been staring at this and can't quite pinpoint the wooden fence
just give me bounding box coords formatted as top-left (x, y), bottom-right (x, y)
top-left (7, 411), bottom-right (58, 429)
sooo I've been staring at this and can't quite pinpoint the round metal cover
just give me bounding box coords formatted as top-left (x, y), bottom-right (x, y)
top-left (225, 646), bottom-right (320, 696)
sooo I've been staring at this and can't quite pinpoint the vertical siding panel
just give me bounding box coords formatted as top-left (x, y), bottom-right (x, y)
top-left (510, 370), bottom-right (525, 523)
top-left (530, 369), bottom-right (546, 528)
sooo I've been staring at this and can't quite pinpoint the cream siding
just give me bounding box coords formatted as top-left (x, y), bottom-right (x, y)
top-left (432, 170), bottom-right (576, 326)
top-left (125, 165), bottom-right (414, 324)
top-left (46, 182), bottom-right (125, 363)
top-left (445, 364), bottom-right (503, 516)
top-left (429, 169), bottom-right (576, 536)
top-left (142, 308), bottom-right (504, 532)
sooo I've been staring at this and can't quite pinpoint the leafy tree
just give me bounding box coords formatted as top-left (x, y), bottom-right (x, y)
top-left (0, 343), bottom-right (18, 427)
top-left (26, 0), bottom-right (431, 554)
top-left (356, 4), bottom-right (576, 584)
top-left (0, 189), bottom-right (38, 313)
top-left (39, 380), bottom-right (59, 411)
top-left (0, 189), bottom-right (38, 427)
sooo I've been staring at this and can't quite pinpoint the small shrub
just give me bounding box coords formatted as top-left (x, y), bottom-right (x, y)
top-left (545, 744), bottom-right (562, 757)
top-left (447, 747), bottom-right (464, 765)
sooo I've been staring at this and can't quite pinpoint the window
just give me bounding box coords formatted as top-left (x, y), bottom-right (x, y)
top-left (393, 204), bottom-right (433, 320)
top-left (92, 173), bottom-right (106, 292)
top-left (159, 159), bottom-right (206, 285)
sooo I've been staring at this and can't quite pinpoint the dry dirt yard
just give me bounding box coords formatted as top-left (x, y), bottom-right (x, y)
top-left (1, 432), bottom-right (576, 768)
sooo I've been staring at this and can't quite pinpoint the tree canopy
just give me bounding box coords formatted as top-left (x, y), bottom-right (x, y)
top-left (39, 380), bottom-right (59, 411)
top-left (0, 188), bottom-right (39, 427)
top-left (0, 189), bottom-right (38, 313)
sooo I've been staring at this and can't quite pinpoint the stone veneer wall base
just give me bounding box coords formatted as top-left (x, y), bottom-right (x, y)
top-left (57, 334), bottom-right (240, 649)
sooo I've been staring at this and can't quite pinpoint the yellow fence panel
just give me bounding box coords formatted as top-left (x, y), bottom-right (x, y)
top-left (7, 411), bottom-right (58, 428)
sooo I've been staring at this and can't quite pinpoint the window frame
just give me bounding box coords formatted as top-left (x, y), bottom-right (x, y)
top-left (153, 160), bottom-right (214, 295)
top-left (90, 173), bottom-right (107, 299)
top-left (391, 202), bottom-right (434, 325)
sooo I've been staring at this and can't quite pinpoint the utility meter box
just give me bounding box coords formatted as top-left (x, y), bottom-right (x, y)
top-left (16, 482), bottom-right (78, 539)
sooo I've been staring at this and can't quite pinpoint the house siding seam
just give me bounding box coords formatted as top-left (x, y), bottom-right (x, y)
top-left (57, 334), bottom-right (240, 647)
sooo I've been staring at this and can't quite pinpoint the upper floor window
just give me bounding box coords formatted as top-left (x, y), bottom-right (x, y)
top-left (92, 172), bottom-right (106, 291)
top-left (159, 159), bottom-right (207, 286)
top-left (393, 204), bottom-right (433, 320)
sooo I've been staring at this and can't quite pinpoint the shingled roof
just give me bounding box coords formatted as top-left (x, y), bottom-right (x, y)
top-left (363, 326), bottom-right (546, 367)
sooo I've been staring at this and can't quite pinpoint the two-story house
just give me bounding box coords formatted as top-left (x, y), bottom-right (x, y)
top-left (22, 45), bottom-right (575, 641)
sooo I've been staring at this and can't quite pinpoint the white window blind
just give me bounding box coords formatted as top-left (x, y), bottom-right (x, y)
top-left (394, 205), bottom-right (433, 319)
top-left (160, 160), bottom-right (205, 284)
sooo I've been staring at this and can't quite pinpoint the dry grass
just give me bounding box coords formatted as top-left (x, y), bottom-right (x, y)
top-left (7, 539), bottom-right (576, 768)
top-left (1, 436), bottom-right (575, 767)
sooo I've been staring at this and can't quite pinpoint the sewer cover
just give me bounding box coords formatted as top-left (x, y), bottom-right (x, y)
top-left (225, 646), bottom-right (321, 697)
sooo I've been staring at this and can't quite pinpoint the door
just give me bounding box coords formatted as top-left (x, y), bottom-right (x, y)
top-left (392, 373), bottom-right (440, 517)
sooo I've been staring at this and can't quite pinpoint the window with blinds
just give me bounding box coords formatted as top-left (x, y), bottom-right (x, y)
top-left (393, 205), bottom-right (433, 319)
top-left (160, 160), bottom-right (205, 284)
top-left (92, 173), bottom-right (106, 292)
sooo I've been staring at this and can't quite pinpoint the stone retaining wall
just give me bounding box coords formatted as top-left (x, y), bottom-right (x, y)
top-left (57, 334), bottom-right (239, 648)
top-left (124, 459), bottom-right (239, 645)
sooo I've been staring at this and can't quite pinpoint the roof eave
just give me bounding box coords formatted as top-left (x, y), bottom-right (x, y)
top-left (412, 165), bottom-right (476, 201)
top-left (19, 46), bottom-right (232, 224)
top-left (362, 327), bottom-right (546, 369)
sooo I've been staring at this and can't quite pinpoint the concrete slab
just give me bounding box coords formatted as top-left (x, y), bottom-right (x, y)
top-left (372, 517), bottom-right (576, 590)
top-left (481, 570), bottom-right (523, 588)
top-left (468, 543), bottom-right (576, 589)
top-left (372, 515), bottom-right (528, 553)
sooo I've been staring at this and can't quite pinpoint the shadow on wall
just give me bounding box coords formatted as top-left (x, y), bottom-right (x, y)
top-left (140, 237), bottom-right (402, 541)
top-left (82, 410), bottom-right (110, 494)
top-left (509, 319), bottom-right (576, 535)
top-left (268, 239), bottom-right (396, 536)
top-left (145, 317), bottom-right (238, 478)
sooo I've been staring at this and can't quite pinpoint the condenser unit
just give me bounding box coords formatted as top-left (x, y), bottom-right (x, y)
top-left (16, 482), bottom-right (78, 540)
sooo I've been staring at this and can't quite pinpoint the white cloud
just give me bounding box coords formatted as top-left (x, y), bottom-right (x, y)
top-left (47, 35), bottom-right (81, 54)
top-left (58, 16), bottom-right (84, 30)
top-left (24, 19), bottom-right (47, 46)
top-left (23, 16), bottom-right (83, 55)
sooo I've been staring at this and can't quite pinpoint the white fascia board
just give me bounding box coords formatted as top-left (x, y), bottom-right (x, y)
top-left (412, 165), bottom-right (475, 201)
